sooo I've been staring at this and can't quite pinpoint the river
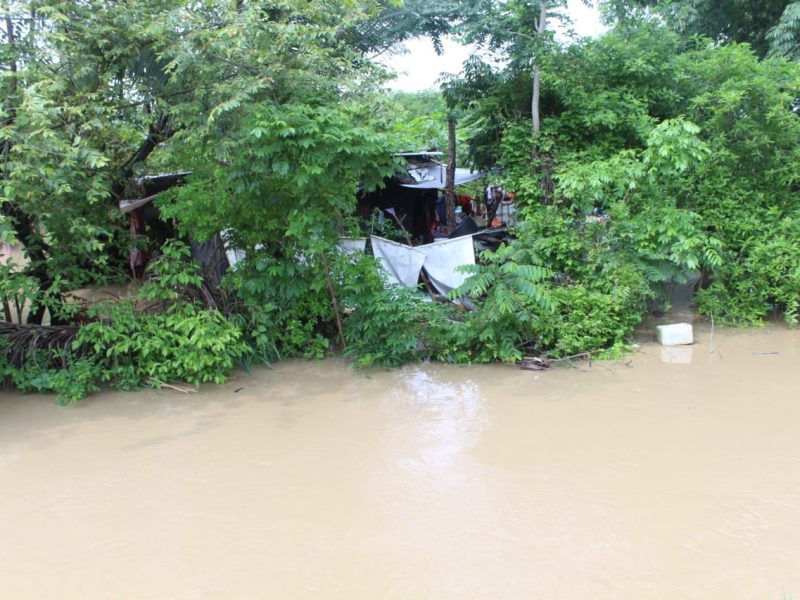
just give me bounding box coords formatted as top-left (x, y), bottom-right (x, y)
top-left (1, 322), bottom-right (799, 598)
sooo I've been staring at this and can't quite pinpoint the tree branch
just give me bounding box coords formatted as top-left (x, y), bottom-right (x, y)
top-left (111, 112), bottom-right (175, 199)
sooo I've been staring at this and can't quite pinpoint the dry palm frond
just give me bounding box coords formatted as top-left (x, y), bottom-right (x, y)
top-left (0, 323), bottom-right (85, 369)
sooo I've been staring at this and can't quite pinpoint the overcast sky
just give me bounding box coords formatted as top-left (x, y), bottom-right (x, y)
top-left (382, 0), bottom-right (607, 93)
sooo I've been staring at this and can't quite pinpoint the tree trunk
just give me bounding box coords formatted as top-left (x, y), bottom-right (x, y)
top-left (1, 4), bottom-right (53, 324)
top-left (110, 112), bottom-right (174, 200)
top-left (532, 62), bottom-right (541, 136)
top-left (445, 116), bottom-right (457, 230)
top-left (531, 3), bottom-right (553, 204)
top-left (3, 0), bottom-right (18, 152)
top-left (531, 4), bottom-right (546, 139)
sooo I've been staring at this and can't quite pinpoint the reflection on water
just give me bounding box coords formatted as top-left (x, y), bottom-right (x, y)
top-left (660, 345), bottom-right (694, 363)
top-left (1, 324), bottom-right (799, 598)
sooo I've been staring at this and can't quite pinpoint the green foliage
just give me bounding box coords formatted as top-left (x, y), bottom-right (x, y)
top-left (161, 101), bottom-right (393, 254)
top-left (1, 242), bottom-right (252, 403)
top-left (1, 353), bottom-right (100, 405)
top-left (381, 91), bottom-right (450, 152)
top-left (474, 210), bottom-right (652, 358)
top-left (336, 248), bottom-right (457, 367)
top-left (0, 259), bottom-right (40, 323)
top-left (343, 282), bottom-right (455, 367)
top-left (448, 17), bottom-right (800, 348)
top-left (79, 300), bottom-right (246, 388)
top-left (610, 207), bottom-right (723, 286)
top-left (0, 0), bottom-right (182, 322)
top-left (768, 1), bottom-right (800, 60)
top-left (221, 249), bottom-right (334, 360)
top-left (530, 285), bottom-right (632, 357)
top-left (606, 0), bottom-right (797, 59)
top-left (2, 0), bottom-right (409, 326)
top-left (696, 212), bottom-right (800, 325)
top-left (4, 0), bottom-right (800, 388)
top-left (445, 243), bottom-right (553, 362)
top-left (138, 240), bottom-right (203, 302)
top-left (78, 244), bottom-right (248, 388)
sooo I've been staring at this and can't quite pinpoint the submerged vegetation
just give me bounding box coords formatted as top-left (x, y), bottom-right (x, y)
top-left (2, 0), bottom-right (800, 401)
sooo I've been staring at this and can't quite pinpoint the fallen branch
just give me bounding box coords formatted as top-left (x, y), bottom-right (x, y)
top-left (517, 356), bottom-right (550, 371)
top-left (148, 378), bottom-right (197, 394)
top-left (548, 351), bottom-right (592, 363)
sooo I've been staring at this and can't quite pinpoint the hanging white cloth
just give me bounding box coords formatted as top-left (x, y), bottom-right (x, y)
top-left (370, 235), bottom-right (476, 295)
top-left (220, 229), bottom-right (246, 269)
top-left (337, 237), bottom-right (367, 255)
top-left (415, 236), bottom-right (476, 295)
top-left (370, 235), bottom-right (427, 288)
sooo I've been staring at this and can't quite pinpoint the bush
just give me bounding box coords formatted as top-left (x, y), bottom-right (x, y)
top-left (696, 212), bottom-right (800, 325)
top-left (78, 300), bottom-right (247, 388)
top-left (2, 242), bottom-right (251, 403)
top-left (1, 353), bottom-right (100, 405)
top-left (78, 242), bottom-right (249, 389)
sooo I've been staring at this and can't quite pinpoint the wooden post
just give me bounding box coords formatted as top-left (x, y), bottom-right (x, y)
top-left (320, 251), bottom-right (346, 351)
top-left (445, 116), bottom-right (457, 230)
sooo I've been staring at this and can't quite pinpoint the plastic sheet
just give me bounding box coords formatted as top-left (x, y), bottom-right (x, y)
top-left (370, 235), bottom-right (475, 295)
top-left (370, 236), bottom-right (427, 288)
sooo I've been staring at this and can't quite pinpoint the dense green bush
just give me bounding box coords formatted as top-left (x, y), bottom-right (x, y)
top-left (0, 353), bottom-right (100, 405)
top-left (220, 251), bottom-right (334, 360)
top-left (343, 283), bottom-right (456, 367)
top-left (78, 300), bottom-right (247, 389)
top-left (78, 242), bottom-right (249, 389)
top-left (7, 12), bottom-right (800, 402)
top-left (696, 212), bottom-right (800, 325)
top-left (2, 242), bottom-right (250, 403)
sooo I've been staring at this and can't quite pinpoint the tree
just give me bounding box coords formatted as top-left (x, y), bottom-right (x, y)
top-left (445, 115), bottom-right (457, 228)
top-left (442, 0), bottom-right (591, 201)
top-left (602, 0), bottom-right (798, 59)
top-left (0, 0), bottom-right (199, 322)
top-left (767, 1), bottom-right (800, 59)
top-left (0, 0), bottom-right (403, 324)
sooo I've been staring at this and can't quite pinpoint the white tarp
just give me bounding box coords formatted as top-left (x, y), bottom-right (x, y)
top-left (399, 166), bottom-right (484, 189)
top-left (220, 229), bottom-right (246, 269)
top-left (225, 248), bottom-right (247, 268)
top-left (370, 236), bottom-right (427, 288)
top-left (337, 237), bottom-right (367, 255)
top-left (370, 235), bottom-right (475, 295)
top-left (415, 236), bottom-right (476, 295)
top-left (223, 236), bottom-right (367, 270)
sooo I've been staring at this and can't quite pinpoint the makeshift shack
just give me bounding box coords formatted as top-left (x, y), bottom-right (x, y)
top-left (118, 172), bottom-right (229, 286)
top-left (356, 152), bottom-right (484, 243)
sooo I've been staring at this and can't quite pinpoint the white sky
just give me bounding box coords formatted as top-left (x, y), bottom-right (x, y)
top-left (382, 0), bottom-right (607, 93)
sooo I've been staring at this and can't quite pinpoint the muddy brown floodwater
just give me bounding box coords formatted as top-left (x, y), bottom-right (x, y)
top-left (1, 323), bottom-right (799, 599)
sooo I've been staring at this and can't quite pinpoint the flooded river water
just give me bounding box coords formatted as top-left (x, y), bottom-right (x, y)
top-left (1, 323), bottom-right (799, 598)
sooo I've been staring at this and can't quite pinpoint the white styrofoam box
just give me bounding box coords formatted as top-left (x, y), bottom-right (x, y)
top-left (656, 322), bottom-right (694, 346)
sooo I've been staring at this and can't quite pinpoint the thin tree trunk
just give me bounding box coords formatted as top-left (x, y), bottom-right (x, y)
top-left (3, 0), bottom-right (18, 150)
top-left (531, 3), bottom-right (554, 203)
top-left (110, 113), bottom-right (174, 200)
top-left (532, 62), bottom-right (541, 136)
top-left (531, 3), bottom-right (546, 138)
top-left (445, 116), bottom-right (457, 230)
top-left (320, 251), bottom-right (346, 351)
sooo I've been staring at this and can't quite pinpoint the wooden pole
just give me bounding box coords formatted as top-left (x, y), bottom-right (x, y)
top-left (531, 3), bottom-right (546, 138)
top-left (445, 116), bottom-right (457, 230)
top-left (320, 251), bottom-right (347, 351)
